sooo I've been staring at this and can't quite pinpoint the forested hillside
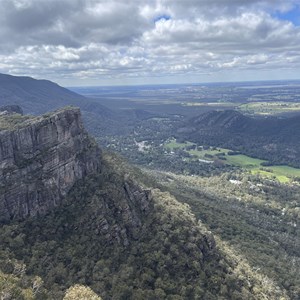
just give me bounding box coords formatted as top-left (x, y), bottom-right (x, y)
top-left (0, 152), bottom-right (289, 299)
top-left (143, 168), bottom-right (300, 299)
top-left (176, 110), bottom-right (300, 167)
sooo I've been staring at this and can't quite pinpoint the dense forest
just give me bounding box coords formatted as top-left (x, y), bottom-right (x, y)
top-left (143, 168), bottom-right (300, 299)
top-left (0, 152), bottom-right (288, 299)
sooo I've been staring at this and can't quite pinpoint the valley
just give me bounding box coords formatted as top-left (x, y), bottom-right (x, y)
top-left (72, 80), bottom-right (300, 299)
top-left (0, 75), bottom-right (299, 299)
top-left (71, 80), bottom-right (300, 117)
top-left (164, 139), bottom-right (300, 183)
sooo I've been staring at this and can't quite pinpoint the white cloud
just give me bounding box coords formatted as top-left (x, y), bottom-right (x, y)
top-left (0, 0), bottom-right (299, 85)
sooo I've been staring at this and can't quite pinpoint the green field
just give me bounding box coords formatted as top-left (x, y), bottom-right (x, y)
top-left (251, 168), bottom-right (289, 183)
top-left (182, 102), bottom-right (237, 107)
top-left (165, 139), bottom-right (195, 150)
top-left (226, 155), bottom-right (300, 183)
top-left (164, 139), bottom-right (300, 183)
top-left (225, 154), bottom-right (264, 167)
top-left (238, 101), bottom-right (300, 116)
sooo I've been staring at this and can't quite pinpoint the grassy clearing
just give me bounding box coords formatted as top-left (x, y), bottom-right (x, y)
top-left (251, 168), bottom-right (290, 183)
top-left (225, 155), bottom-right (300, 183)
top-left (182, 102), bottom-right (237, 107)
top-left (266, 165), bottom-right (300, 183)
top-left (165, 139), bottom-right (195, 150)
top-left (226, 155), bottom-right (264, 167)
top-left (163, 139), bottom-right (300, 183)
top-left (238, 101), bottom-right (300, 116)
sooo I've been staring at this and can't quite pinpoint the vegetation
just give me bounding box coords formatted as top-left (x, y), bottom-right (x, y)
top-left (80, 96), bottom-right (300, 299)
top-left (0, 114), bottom-right (32, 130)
top-left (176, 110), bottom-right (300, 168)
top-left (182, 102), bottom-right (237, 107)
top-left (0, 107), bottom-right (75, 131)
top-left (238, 101), bottom-right (300, 116)
top-left (63, 285), bottom-right (102, 300)
top-left (0, 152), bottom-right (290, 299)
top-left (163, 139), bottom-right (300, 183)
top-left (143, 168), bottom-right (299, 299)
top-left (164, 139), bottom-right (194, 150)
top-left (0, 254), bottom-right (49, 299)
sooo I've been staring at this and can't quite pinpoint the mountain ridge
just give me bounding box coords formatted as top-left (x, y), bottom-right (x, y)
top-left (177, 109), bottom-right (300, 167)
top-left (0, 73), bottom-right (113, 118)
top-left (190, 109), bottom-right (300, 136)
top-left (0, 73), bottom-right (157, 138)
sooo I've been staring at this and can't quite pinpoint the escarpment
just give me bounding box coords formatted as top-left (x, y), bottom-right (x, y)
top-left (0, 107), bottom-right (101, 221)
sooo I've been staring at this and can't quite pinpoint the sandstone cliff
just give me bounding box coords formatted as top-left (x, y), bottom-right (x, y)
top-left (0, 107), bottom-right (101, 221)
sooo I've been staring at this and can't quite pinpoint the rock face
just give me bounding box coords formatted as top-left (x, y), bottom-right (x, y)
top-left (0, 107), bottom-right (101, 221)
top-left (80, 177), bottom-right (153, 247)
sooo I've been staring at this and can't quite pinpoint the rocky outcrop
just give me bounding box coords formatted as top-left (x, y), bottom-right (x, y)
top-left (0, 107), bottom-right (101, 221)
top-left (0, 105), bottom-right (23, 115)
top-left (84, 178), bottom-right (153, 247)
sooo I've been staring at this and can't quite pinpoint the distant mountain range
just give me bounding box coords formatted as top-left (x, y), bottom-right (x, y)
top-left (0, 73), bottom-right (154, 136)
top-left (0, 73), bottom-right (113, 115)
top-left (177, 110), bottom-right (300, 167)
top-left (190, 110), bottom-right (300, 139)
top-left (2, 73), bottom-right (299, 168)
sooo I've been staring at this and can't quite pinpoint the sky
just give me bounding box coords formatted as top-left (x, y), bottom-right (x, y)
top-left (0, 0), bottom-right (300, 86)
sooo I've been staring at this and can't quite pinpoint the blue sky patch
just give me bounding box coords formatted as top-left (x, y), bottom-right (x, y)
top-left (154, 14), bottom-right (171, 23)
top-left (273, 5), bottom-right (300, 26)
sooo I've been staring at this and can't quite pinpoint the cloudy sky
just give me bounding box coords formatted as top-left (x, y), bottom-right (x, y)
top-left (0, 0), bottom-right (300, 86)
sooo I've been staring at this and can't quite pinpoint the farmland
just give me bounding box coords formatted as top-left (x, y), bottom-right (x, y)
top-left (164, 139), bottom-right (300, 183)
top-left (238, 101), bottom-right (300, 116)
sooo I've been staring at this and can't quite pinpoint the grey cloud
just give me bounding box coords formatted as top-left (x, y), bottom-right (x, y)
top-left (143, 13), bottom-right (300, 52)
top-left (0, 0), bottom-right (84, 49)
top-left (0, 0), bottom-right (299, 84)
top-left (161, 0), bottom-right (297, 16)
top-left (3, 0), bottom-right (77, 31)
top-left (0, 0), bottom-right (149, 49)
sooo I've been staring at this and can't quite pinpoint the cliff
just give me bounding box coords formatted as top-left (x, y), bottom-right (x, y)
top-left (0, 107), bottom-right (101, 221)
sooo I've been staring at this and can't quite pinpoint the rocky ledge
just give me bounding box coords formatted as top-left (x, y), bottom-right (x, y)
top-left (0, 107), bottom-right (101, 221)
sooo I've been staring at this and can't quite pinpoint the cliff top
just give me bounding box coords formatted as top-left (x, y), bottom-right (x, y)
top-left (0, 105), bottom-right (23, 115)
top-left (0, 113), bottom-right (32, 130)
top-left (0, 106), bottom-right (79, 131)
